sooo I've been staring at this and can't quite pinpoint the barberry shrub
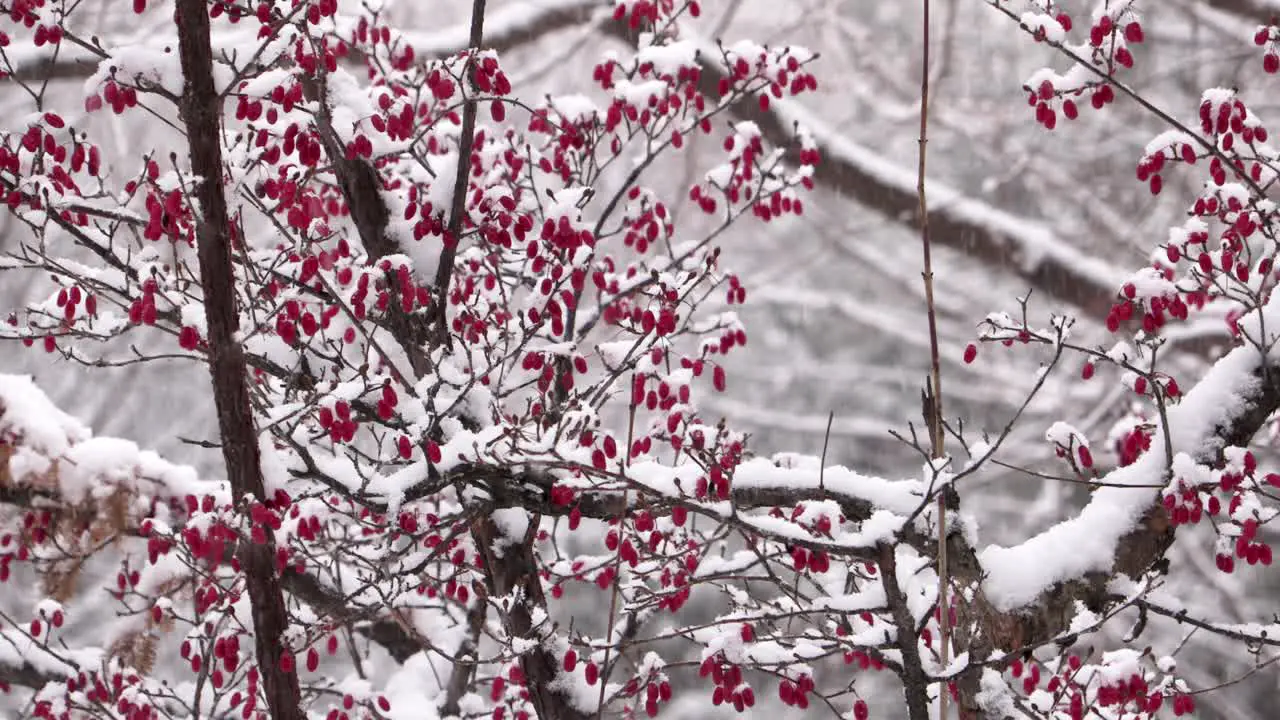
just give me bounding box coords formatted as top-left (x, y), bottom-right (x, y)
top-left (2, 0), bottom-right (1280, 719)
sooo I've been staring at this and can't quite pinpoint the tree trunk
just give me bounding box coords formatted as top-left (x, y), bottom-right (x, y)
top-left (173, 2), bottom-right (305, 719)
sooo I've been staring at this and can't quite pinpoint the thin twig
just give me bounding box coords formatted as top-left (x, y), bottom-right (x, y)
top-left (915, 1), bottom-right (950, 717)
top-left (433, 0), bottom-right (487, 343)
top-left (595, 401), bottom-right (638, 720)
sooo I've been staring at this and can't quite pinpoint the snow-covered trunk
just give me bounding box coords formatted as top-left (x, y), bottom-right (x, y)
top-left (472, 509), bottom-right (593, 720)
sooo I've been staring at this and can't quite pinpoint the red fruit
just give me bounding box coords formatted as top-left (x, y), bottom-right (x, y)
top-left (1124, 22), bottom-right (1143, 43)
top-left (778, 681), bottom-right (794, 705)
top-left (1266, 54), bottom-right (1280, 74)
top-left (854, 700), bottom-right (869, 720)
top-left (563, 649), bottom-right (577, 672)
top-left (1077, 445), bottom-right (1093, 469)
top-left (1081, 362), bottom-right (1095, 380)
top-left (963, 343), bottom-right (977, 364)
top-left (671, 505), bottom-right (687, 526)
top-left (178, 325), bottom-right (200, 350)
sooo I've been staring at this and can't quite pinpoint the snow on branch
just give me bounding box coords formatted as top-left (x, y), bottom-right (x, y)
top-left (0, 374), bottom-right (437, 692)
top-left (943, 298), bottom-right (1280, 714)
top-left (0, 373), bottom-right (221, 506)
top-left (979, 322), bottom-right (1280, 612)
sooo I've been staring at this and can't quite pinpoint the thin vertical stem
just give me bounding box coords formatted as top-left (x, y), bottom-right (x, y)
top-left (594, 402), bottom-right (637, 720)
top-left (433, 0), bottom-right (487, 340)
top-left (915, 0), bottom-right (950, 717)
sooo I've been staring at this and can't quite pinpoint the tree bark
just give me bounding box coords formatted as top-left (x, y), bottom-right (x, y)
top-left (472, 512), bottom-right (592, 720)
top-left (173, 2), bottom-right (304, 719)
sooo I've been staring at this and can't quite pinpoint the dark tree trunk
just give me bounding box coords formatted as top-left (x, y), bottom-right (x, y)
top-left (173, 2), bottom-right (305, 719)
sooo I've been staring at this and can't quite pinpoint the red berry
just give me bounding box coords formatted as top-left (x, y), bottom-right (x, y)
top-left (178, 325), bottom-right (200, 350)
top-left (1077, 445), bottom-right (1093, 469)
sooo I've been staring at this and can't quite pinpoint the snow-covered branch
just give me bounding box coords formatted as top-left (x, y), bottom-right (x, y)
top-left (948, 250), bottom-right (1280, 715)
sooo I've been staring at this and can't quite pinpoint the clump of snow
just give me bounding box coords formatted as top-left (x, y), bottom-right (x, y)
top-left (1044, 421), bottom-right (1087, 449)
top-left (0, 374), bottom-right (223, 504)
top-left (1123, 267), bottom-right (1177, 303)
top-left (1019, 12), bottom-right (1068, 43)
top-left (548, 94), bottom-right (599, 123)
top-left (0, 374), bottom-right (91, 456)
top-left (638, 40), bottom-right (699, 75)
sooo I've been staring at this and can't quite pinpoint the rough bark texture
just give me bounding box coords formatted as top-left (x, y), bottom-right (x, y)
top-left (472, 511), bottom-right (592, 720)
top-left (879, 543), bottom-right (935, 720)
top-left (173, 2), bottom-right (304, 719)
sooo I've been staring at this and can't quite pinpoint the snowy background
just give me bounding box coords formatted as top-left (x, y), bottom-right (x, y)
top-left (2, 0), bottom-right (1279, 717)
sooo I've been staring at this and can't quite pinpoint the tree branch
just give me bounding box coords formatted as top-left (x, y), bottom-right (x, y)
top-left (0, 660), bottom-right (58, 692)
top-left (950, 335), bottom-right (1280, 716)
top-left (433, 0), bottom-right (486, 343)
top-left (879, 543), bottom-right (933, 720)
top-left (1204, 0), bottom-right (1276, 24)
top-left (471, 507), bottom-right (591, 720)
